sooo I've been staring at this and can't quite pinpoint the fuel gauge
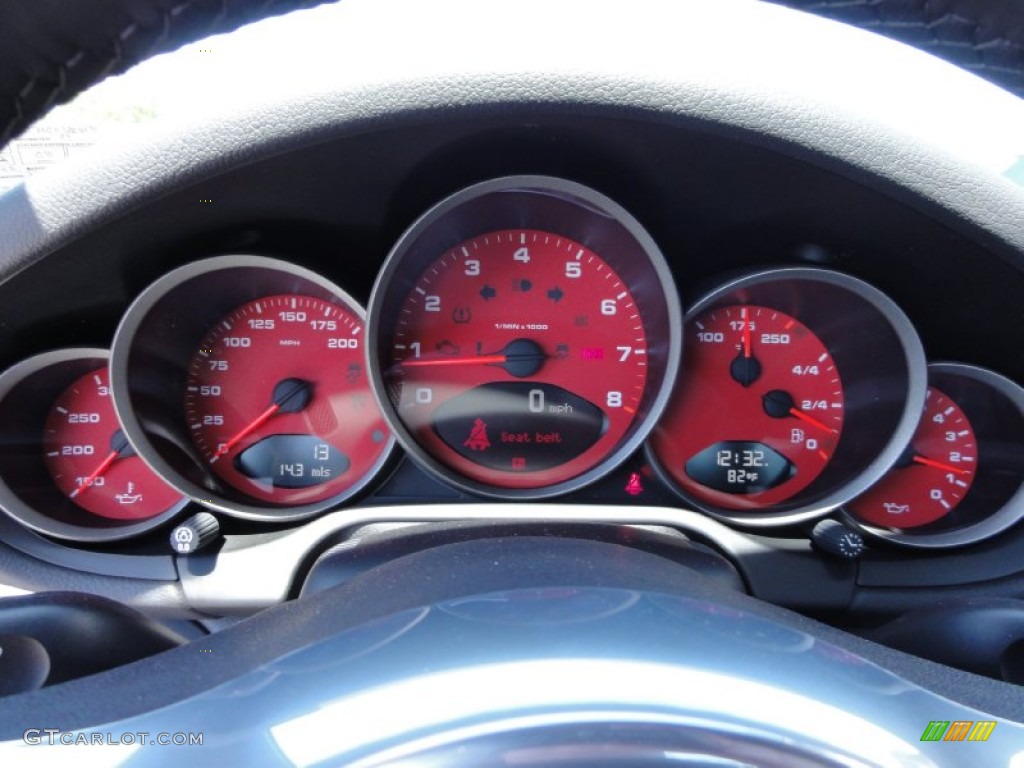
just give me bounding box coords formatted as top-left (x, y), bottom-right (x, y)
top-left (648, 268), bottom-right (927, 527)
top-left (662, 304), bottom-right (844, 507)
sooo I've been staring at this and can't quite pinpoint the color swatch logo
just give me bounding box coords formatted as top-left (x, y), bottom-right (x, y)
top-left (921, 720), bottom-right (996, 742)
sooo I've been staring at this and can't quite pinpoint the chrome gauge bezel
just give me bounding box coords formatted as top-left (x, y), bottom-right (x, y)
top-left (646, 267), bottom-right (928, 527)
top-left (0, 348), bottom-right (188, 541)
top-left (366, 176), bottom-right (683, 499)
top-left (110, 255), bottom-right (396, 522)
top-left (844, 363), bottom-right (1024, 549)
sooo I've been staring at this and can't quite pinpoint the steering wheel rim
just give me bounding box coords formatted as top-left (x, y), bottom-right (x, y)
top-left (1, 0), bottom-right (1023, 281)
top-left (5, 536), bottom-right (1022, 764)
top-left (3, 1), bottom-right (1024, 145)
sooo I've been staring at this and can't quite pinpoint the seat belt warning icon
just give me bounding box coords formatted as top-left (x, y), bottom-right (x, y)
top-left (464, 418), bottom-right (491, 451)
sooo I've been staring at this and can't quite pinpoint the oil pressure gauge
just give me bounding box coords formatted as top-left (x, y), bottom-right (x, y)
top-left (846, 363), bottom-right (1024, 548)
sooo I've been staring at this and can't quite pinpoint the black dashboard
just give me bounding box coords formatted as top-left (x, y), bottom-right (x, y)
top-left (0, 113), bottom-right (1021, 610)
top-left (1, 0), bottom-right (1024, 748)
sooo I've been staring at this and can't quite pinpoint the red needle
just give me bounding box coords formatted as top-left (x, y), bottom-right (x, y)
top-left (401, 355), bottom-right (509, 368)
top-left (913, 455), bottom-right (970, 475)
top-left (211, 403), bottom-right (280, 463)
top-left (69, 450), bottom-right (119, 498)
top-left (788, 407), bottom-right (838, 434)
top-left (742, 306), bottom-right (751, 358)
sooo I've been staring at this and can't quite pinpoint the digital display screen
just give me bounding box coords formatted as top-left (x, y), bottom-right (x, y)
top-left (685, 440), bottom-right (794, 494)
top-left (235, 435), bottom-right (349, 489)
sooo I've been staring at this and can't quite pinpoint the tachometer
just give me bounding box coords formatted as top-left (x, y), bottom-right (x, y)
top-left (368, 177), bottom-right (681, 497)
top-left (648, 268), bottom-right (926, 527)
top-left (111, 256), bottom-right (394, 521)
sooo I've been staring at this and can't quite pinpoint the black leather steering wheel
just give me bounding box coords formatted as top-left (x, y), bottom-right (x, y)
top-left (2, 0), bottom-right (1023, 146)
top-left (0, 0), bottom-right (330, 145)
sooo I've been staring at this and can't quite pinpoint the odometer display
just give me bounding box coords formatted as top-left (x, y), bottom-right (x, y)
top-left (184, 294), bottom-right (389, 505)
top-left (387, 229), bottom-right (646, 489)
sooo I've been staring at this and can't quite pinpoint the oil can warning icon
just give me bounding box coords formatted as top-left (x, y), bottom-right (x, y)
top-left (463, 418), bottom-right (491, 451)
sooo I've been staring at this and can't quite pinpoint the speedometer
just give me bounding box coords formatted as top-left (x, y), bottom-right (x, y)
top-left (182, 294), bottom-right (385, 507)
top-left (368, 177), bottom-right (681, 497)
top-left (111, 256), bottom-right (394, 521)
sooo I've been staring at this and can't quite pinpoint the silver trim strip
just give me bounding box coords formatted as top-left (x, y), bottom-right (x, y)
top-left (178, 503), bottom-right (772, 613)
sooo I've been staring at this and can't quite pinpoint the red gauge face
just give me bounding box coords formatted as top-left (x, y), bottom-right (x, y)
top-left (43, 368), bottom-right (182, 520)
top-left (184, 294), bottom-right (390, 505)
top-left (651, 305), bottom-right (844, 510)
top-left (849, 387), bottom-right (977, 529)
top-left (384, 229), bottom-right (649, 489)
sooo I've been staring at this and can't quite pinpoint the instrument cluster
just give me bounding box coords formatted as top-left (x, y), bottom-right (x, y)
top-left (0, 176), bottom-right (1021, 551)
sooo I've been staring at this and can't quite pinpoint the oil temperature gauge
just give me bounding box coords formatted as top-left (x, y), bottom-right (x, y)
top-left (0, 349), bottom-right (186, 541)
top-left (44, 367), bottom-right (182, 521)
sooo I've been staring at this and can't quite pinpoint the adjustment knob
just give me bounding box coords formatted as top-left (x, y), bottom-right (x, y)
top-left (811, 519), bottom-right (865, 560)
top-left (170, 512), bottom-right (220, 555)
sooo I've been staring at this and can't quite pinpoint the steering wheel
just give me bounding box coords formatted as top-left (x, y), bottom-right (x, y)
top-left (1, 0), bottom-right (1023, 763)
